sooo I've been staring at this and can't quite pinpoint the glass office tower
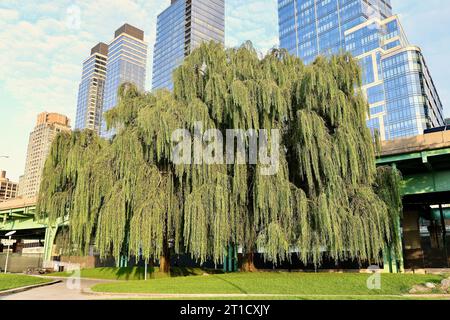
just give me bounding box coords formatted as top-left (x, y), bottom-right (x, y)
top-left (75, 43), bottom-right (108, 133)
top-left (101, 24), bottom-right (148, 138)
top-left (152, 0), bottom-right (225, 91)
top-left (278, 0), bottom-right (445, 140)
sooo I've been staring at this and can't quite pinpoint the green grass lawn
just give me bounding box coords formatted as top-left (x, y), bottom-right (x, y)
top-left (91, 272), bottom-right (444, 297)
top-left (46, 266), bottom-right (216, 281)
top-left (0, 274), bottom-right (51, 292)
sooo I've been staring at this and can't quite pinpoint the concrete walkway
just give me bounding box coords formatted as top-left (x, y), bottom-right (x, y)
top-left (0, 277), bottom-right (112, 300)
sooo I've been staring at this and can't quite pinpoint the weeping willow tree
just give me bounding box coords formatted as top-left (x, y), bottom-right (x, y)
top-left (37, 41), bottom-right (402, 271)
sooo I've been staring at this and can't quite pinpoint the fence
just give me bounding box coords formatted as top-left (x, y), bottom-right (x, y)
top-left (0, 253), bottom-right (44, 273)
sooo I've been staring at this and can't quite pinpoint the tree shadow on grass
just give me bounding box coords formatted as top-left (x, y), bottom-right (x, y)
top-left (213, 274), bottom-right (248, 294)
top-left (113, 267), bottom-right (149, 280)
top-left (113, 266), bottom-right (224, 280)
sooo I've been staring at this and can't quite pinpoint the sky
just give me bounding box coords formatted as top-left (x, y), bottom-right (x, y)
top-left (0, 0), bottom-right (449, 181)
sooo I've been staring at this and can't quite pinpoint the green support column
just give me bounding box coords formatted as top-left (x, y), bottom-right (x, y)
top-left (391, 164), bottom-right (405, 273)
top-left (43, 225), bottom-right (58, 263)
top-left (223, 246), bottom-right (230, 272)
top-left (383, 246), bottom-right (393, 273)
top-left (234, 245), bottom-right (238, 272)
top-left (397, 215), bottom-right (405, 273)
top-left (383, 245), bottom-right (403, 273)
top-left (391, 248), bottom-right (399, 273)
top-left (121, 255), bottom-right (128, 267)
top-left (228, 245), bottom-right (233, 272)
top-left (223, 244), bottom-right (238, 272)
top-left (116, 255), bottom-right (128, 268)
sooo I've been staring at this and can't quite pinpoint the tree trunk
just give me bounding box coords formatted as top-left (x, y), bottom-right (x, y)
top-left (241, 251), bottom-right (257, 272)
top-left (160, 242), bottom-right (171, 273)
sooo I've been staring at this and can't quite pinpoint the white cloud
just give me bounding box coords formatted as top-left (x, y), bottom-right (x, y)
top-left (226, 0), bottom-right (279, 53)
top-left (0, 8), bottom-right (19, 21)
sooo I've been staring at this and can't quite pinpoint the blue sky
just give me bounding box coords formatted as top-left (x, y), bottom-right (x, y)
top-left (0, 0), bottom-right (449, 181)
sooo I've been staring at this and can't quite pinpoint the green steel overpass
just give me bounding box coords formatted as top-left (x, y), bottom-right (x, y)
top-left (1, 131), bottom-right (450, 271)
top-left (0, 197), bottom-right (67, 265)
top-left (377, 130), bottom-right (450, 271)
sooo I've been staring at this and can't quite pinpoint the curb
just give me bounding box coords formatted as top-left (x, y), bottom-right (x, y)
top-left (39, 275), bottom-right (121, 282)
top-left (403, 294), bottom-right (450, 299)
top-left (81, 288), bottom-right (450, 300)
top-left (82, 288), bottom-right (247, 297)
top-left (81, 287), bottom-right (288, 298)
top-left (0, 280), bottom-right (62, 297)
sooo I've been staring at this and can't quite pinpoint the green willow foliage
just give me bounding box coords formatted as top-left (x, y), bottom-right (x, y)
top-left (37, 41), bottom-right (402, 266)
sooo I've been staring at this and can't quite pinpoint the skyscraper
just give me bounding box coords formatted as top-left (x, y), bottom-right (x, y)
top-left (101, 24), bottom-right (148, 138)
top-left (278, 0), bottom-right (445, 140)
top-left (152, 0), bottom-right (225, 91)
top-left (75, 42), bottom-right (108, 133)
top-left (18, 113), bottom-right (71, 198)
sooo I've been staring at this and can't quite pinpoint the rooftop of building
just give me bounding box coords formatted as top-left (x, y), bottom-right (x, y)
top-left (0, 170), bottom-right (17, 184)
top-left (91, 42), bottom-right (109, 56)
top-left (36, 112), bottom-right (71, 128)
top-left (114, 23), bottom-right (144, 41)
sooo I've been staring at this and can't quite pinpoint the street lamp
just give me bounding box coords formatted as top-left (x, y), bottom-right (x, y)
top-left (3, 230), bottom-right (16, 274)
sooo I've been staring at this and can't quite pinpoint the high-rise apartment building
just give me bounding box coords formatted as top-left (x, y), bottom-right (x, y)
top-left (152, 0), bottom-right (225, 91)
top-left (0, 170), bottom-right (18, 203)
top-left (278, 0), bottom-right (445, 140)
top-left (101, 24), bottom-right (148, 138)
top-left (18, 113), bottom-right (71, 198)
top-left (75, 42), bottom-right (108, 133)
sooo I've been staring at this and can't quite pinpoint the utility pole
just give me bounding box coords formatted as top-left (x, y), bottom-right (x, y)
top-left (145, 259), bottom-right (148, 280)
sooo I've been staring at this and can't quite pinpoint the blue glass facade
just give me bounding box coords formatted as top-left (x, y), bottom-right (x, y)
top-left (101, 25), bottom-right (148, 138)
top-left (381, 48), bottom-right (444, 139)
top-left (278, 0), bottom-right (445, 140)
top-left (152, 0), bottom-right (225, 91)
top-left (75, 43), bottom-right (108, 133)
top-left (279, 0), bottom-right (392, 64)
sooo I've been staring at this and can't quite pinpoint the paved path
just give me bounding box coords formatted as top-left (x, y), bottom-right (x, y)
top-left (0, 277), bottom-right (112, 300)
